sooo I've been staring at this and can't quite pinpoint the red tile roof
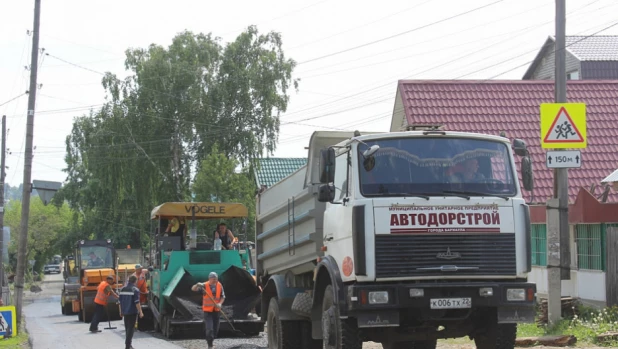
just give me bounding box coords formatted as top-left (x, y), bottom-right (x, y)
top-left (396, 80), bottom-right (618, 203)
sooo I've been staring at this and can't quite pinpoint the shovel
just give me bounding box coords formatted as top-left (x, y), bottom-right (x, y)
top-left (205, 292), bottom-right (246, 336)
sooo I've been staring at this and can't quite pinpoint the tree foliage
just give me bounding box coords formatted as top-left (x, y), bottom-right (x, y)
top-left (60, 27), bottom-right (296, 247)
top-left (4, 199), bottom-right (72, 273)
top-left (192, 145), bottom-right (257, 240)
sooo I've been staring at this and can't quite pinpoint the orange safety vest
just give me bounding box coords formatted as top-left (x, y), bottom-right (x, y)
top-left (94, 281), bottom-right (111, 306)
top-left (132, 271), bottom-right (148, 304)
top-left (202, 282), bottom-right (222, 312)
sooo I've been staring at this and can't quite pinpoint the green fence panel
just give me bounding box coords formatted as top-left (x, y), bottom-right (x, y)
top-left (531, 224), bottom-right (547, 266)
top-left (575, 224), bottom-right (604, 271)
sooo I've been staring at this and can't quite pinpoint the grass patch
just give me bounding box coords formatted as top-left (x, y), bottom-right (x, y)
top-left (523, 305), bottom-right (618, 347)
top-left (441, 305), bottom-right (618, 347)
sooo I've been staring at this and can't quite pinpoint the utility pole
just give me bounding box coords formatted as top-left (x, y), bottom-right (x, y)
top-left (16, 0), bottom-right (41, 324)
top-left (0, 115), bottom-right (6, 296)
top-left (548, 0), bottom-right (569, 326)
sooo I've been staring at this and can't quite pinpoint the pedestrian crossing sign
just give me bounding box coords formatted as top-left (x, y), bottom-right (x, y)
top-left (0, 306), bottom-right (16, 338)
top-left (540, 103), bottom-right (587, 149)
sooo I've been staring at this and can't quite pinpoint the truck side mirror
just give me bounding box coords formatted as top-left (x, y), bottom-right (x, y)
top-left (521, 156), bottom-right (534, 191)
top-left (318, 184), bottom-right (336, 203)
top-left (513, 139), bottom-right (528, 157)
top-left (319, 148), bottom-right (336, 183)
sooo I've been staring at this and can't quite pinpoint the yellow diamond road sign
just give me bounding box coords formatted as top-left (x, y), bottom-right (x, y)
top-left (540, 103), bottom-right (587, 149)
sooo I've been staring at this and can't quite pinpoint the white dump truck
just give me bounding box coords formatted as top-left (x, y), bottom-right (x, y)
top-left (256, 128), bottom-right (536, 349)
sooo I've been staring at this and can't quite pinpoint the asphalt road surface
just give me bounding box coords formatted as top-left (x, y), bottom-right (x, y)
top-left (23, 271), bottom-right (182, 349)
top-left (22, 273), bottom-right (601, 349)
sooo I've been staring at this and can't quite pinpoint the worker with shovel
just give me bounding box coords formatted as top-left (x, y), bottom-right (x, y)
top-left (192, 272), bottom-right (225, 349)
top-left (90, 275), bottom-right (119, 333)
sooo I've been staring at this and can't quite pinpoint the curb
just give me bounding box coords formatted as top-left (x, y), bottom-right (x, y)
top-left (23, 315), bottom-right (34, 349)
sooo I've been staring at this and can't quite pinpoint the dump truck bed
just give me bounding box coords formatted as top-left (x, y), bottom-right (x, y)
top-left (256, 131), bottom-right (371, 277)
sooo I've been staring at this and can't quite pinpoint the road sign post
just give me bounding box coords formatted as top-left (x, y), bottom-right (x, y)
top-left (540, 100), bottom-right (588, 324)
top-left (546, 150), bottom-right (582, 169)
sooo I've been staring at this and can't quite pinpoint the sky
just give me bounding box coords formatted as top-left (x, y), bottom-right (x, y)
top-left (1, 0), bottom-right (617, 187)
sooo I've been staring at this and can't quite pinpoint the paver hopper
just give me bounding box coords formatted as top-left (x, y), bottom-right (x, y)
top-left (147, 202), bottom-right (263, 339)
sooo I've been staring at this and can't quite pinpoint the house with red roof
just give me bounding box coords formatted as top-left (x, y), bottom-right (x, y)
top-left (389, 79), bottom-right (618, 307)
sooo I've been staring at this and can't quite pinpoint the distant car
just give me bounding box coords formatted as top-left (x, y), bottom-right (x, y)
top-left (44, 264), bottom-right (61, 274)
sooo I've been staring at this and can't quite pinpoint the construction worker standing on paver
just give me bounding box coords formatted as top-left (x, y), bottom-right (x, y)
top-left (131, 264), bottom-right (149, 304)
top-left (90, 275), bottom-right (119, 333)
top-left (119, 275), bottom-right (144, 349)
top-left (191, 272), bottom-right (225, 349)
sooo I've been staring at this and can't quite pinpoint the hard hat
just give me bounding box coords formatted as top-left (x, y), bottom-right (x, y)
top-left (209, 272), bottom-right (218, 279)
top-left (135, 264), bottom-right (143, 269)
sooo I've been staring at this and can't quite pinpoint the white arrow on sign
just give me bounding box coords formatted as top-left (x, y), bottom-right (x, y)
top-left (546, 150), bottom-right (582, 169)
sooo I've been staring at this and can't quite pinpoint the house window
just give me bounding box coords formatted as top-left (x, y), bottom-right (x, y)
top-left (567, 70), bottom-right (580, 80)
top-left (575, 224), bottom-right (604, 271)
top-left (531, 224), bottom-right (547, 266)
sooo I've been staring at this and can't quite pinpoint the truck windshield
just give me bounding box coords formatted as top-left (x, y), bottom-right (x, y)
top-left (80, 246), bottom-right (114, 269)
top-left (358, 137), bottom-right (517, 197)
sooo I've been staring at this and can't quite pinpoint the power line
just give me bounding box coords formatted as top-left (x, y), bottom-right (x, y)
top-left (286, 0), bottom-right (433, 51)
top-left (0, 93), bottom-right (27, 108)
top-left (218, 0), bottom-right (329, 37)
top-left (297, 0), bottom-right (505, 65)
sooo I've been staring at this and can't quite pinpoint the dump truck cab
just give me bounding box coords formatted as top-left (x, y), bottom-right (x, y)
top-left (147, 202), bottom-right (263, 339)
top-left (73, 239), bottom-right (121, 322)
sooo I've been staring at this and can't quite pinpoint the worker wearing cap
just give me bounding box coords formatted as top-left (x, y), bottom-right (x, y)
top-left (191, 272), bottom-right (225, 349)
top-left (119, 275), bottom-right (144, 349)
top-left (90, 275), bottom-right (119, 333)
top-left (130, 264), bottom-right (149, 304)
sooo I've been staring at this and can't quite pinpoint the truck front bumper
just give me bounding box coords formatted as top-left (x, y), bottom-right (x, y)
top-left (346, 281), bottom-right (536, 328)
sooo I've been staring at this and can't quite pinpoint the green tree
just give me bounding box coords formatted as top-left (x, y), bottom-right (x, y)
top-left (4, 199), bottom-right (73, 273)
top-left (192, 145), bottom-right (256, 240)
top-left (61, 26), bottom-right (296, 248)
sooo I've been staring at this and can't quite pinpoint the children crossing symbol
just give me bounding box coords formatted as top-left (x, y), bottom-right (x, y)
top-left (543, 107), bottom-right (583, 143)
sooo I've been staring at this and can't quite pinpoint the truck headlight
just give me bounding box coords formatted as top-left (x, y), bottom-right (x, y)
top-left (506, 288), bottom-right (526, 301)
top-left (368, 291), bottom-right (389, 304)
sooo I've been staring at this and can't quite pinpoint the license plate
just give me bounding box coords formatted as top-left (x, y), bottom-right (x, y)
top-left (430, 298), bottom-right (471, 309)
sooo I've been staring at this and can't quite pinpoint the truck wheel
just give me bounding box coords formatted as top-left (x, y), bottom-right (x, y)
top-left (291, 292), bottom-right (312, 317)
top-left (322, 285), bottom-right (362, 349)
top-left (62, 303), bottom-right (73, 315)
top-left (474, 323), bottom-right (517, 349)
top-left (267, 298), bottom-right (301, 349)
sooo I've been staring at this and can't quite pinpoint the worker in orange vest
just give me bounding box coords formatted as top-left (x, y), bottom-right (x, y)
top-left (131, 264), bottom-right (149, 304)
top-left (191, 272), bottom-right (225, 349)
top-left (89, 275), bottom-right (119, 333)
